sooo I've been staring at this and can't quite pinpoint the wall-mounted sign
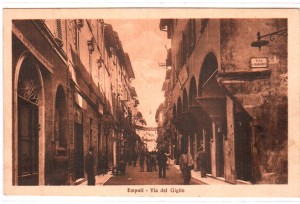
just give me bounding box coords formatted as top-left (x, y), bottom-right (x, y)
top-left (250, 57), bottom-right (268, 68)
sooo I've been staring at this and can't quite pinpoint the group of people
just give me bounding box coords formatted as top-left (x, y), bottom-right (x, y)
top-left (179, 146), bottom-right (207, 184)
top-left (139, 151), bottom-right (158, 172)
top-left (84, 145), bottom-right (207, 185)
top-left (139, 149), bottom-right (168, 178)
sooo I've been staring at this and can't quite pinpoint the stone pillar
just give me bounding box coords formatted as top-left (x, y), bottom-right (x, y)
top-left (194, 132), bottom-right (198, 171)
top-left (224, 96), bottom-right (236, 184)
top-left (211, 122), bottom-right (217, 177)
top-left (113, 139), bottom-right (117, 167)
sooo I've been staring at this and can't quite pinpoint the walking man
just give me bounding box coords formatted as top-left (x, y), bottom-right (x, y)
top-left (139, 150), bottom-right (145, 172)
top-left (197, 146), bottom-right (207, 177)
top-left (85, 146), bottom-right (95, 185)
top-left (179, 149), bottom-right (194, 184)
top-left (157, 149), bottom-right (168, 178)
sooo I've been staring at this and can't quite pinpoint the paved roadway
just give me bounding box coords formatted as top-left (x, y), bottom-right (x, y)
top-left (104, 162), bottom-right (205, 185)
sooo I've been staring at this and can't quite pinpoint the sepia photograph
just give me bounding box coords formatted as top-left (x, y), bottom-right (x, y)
top-left (3, 8), bottom-right (300, 198)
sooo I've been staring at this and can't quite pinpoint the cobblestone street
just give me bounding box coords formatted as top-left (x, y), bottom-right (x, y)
top-left (103, 162), bottom-right (205, 185)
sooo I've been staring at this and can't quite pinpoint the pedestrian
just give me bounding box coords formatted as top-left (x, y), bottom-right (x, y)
top-left (119, 155), bottom-right (126, 175)
top-left (133, 152), bottom-right (137, 167)
top-left (98, 154), bottom-right (106, 176)
top-left (127, 153), bottom-right (132, 166)
top-left (85, 146), bottom-right (95, 185)
top-left (179, 149), bottom-right (194, 184)
top-left (157, 149), bottom-right (168, 178)
top-left (139, 150), bottom-right (145, 172)
top-left (151, 154), bottom-right (156, 172)
top-left (146, 152), bottom-right (152, 172)
top-left (165, 152), bottom-right (170, 170)
top-left (197, 146), bottom-right (207, 177)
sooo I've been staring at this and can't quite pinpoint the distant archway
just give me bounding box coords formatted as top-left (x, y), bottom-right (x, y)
top-left (198, 52), bottom-right (218, 97)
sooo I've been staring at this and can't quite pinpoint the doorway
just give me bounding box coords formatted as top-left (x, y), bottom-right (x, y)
top-left (18, 97), bottom-right (39, 185)
top-left (74, 107), bottom-right (84, 180)
top-left (204, 128), bottom-right (212, 174)
top-left (16, 57), bottom-right (42, 186)
top-left (216, 127), bottom-right (224, 177)
top-left (234, 108), bottom-right (252, 181)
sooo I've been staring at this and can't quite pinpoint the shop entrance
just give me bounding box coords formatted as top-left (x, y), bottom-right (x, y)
top-left (204, 128), bottom-right (212, 174)
top-left (234, 108), bottom-right (252, 181)
top-left (74, 107), bottom-right (84, 180)
top-left (216, 128), bottom-right (224, 177)
top-left (18, 97), bottom-right (39, 185)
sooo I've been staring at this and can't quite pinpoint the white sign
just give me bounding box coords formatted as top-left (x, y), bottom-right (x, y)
top-left (250, 57), bottom-right (268, 68)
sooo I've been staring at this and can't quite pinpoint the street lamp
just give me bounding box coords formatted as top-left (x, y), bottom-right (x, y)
top-left (251, 29), bottom-right (287, 51)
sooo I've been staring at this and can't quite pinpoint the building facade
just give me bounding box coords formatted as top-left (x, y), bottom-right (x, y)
top-left (159, 19), bottom-right (287, 184)
top-left (12, 19), bottom-right (141, 185)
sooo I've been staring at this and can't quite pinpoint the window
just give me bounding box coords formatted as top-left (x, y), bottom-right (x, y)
top-left (188, 19), bottom-right (196, 50)
top-left (55, 19), bottom-right (63, 47)
top-left (55, 19), bottom-right (62, 40)
top-left (175, 19), bottom-right (197, 77)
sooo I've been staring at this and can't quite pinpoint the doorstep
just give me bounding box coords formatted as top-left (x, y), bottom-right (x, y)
top-left (191, 171), bottom-right (230, 185)
top-left (75, 178), bottom-right (86, 185)
top-left (77, 171), bottom-right (113, 185)
top-left (173, 165), bottom-right (231, 185)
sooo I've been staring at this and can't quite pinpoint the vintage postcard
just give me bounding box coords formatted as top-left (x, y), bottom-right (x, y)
top-left (3, 8), bottom-right (300, 197)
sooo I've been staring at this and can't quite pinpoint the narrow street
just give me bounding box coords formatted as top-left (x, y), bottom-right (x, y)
top-left (10, 17), bottom-right (288, 188)
top-left (104, 162), bottom-right (205, 185)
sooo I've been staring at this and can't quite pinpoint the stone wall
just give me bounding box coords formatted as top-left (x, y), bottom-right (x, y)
top-left (220, 19), bottom-right (288, 183)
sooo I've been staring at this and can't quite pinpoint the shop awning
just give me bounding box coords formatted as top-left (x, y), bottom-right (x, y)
top-left (196, 96), bottom-right (226, 124)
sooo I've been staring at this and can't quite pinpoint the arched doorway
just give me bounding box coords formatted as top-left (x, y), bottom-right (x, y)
top-left (198, 53), bottom-right (219, 96)
top-left (197, 52), bottom-right (224, 177)
top-left (54, 85), bottom-right (68, 151)
top-left (53, 85), bottom-right (69, 185)
top-left (16, 56), bottom-right (43, 185)
top-left (198, 52), bottom-right (219, 97)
